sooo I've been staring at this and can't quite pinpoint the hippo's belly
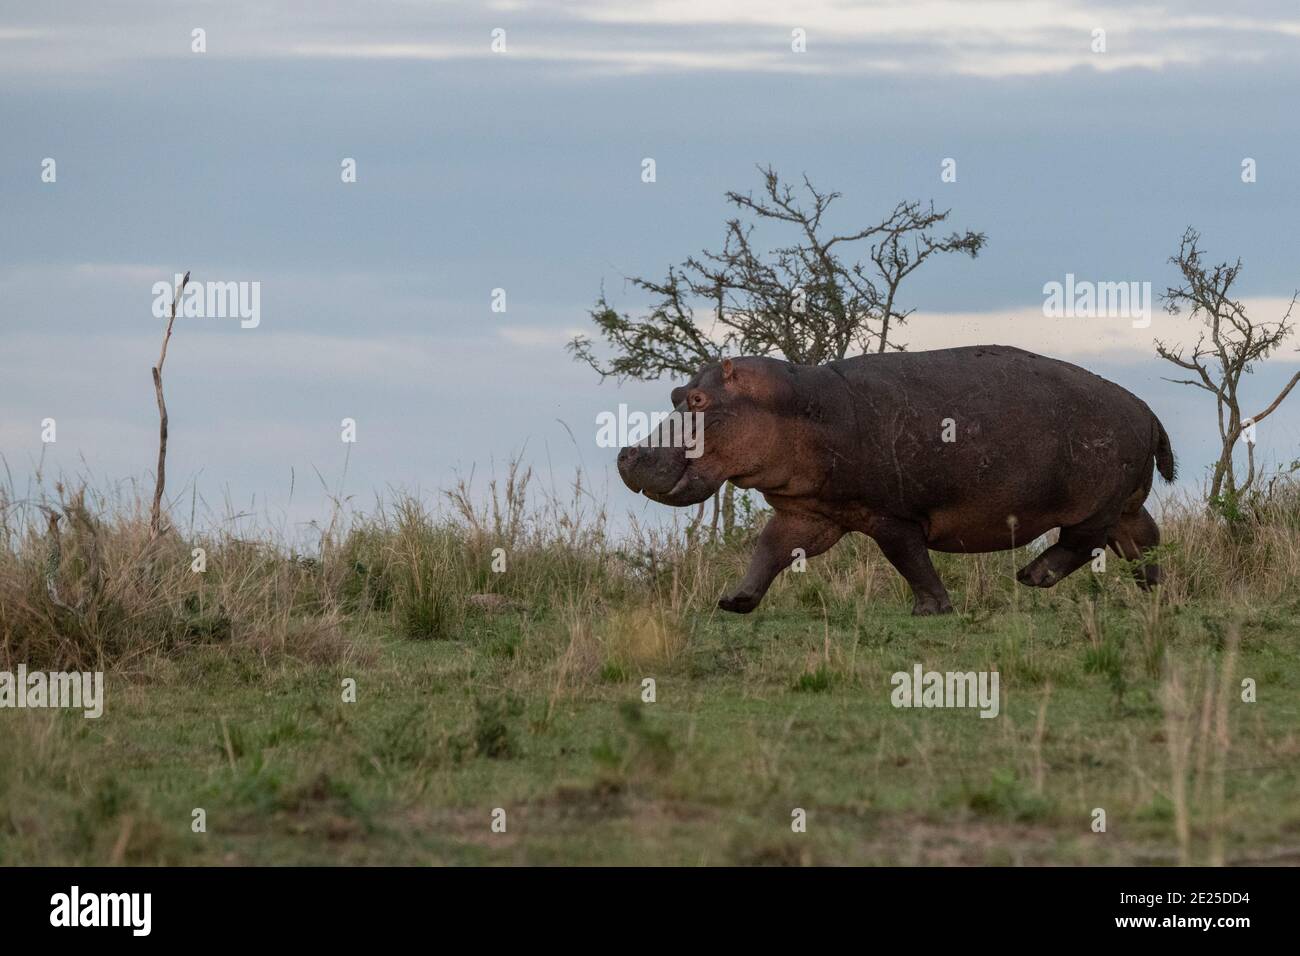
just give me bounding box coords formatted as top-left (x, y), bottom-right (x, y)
top-left (922, 506), bottom-right (1081, 553)
top-left (806, 497), bottom-right (1077, 554)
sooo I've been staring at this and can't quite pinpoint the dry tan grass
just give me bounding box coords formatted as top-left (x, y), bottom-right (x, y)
top-left (1161, 623), bottom-right (1241, 866)
top-left (2, 466), bottom-right (1297, 672)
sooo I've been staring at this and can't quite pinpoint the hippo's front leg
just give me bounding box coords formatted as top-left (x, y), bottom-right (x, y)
top-left (718, 511), bottom-right (844, 614)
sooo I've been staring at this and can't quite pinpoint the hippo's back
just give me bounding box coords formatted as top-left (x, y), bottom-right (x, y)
top-left (822, 345), bottom-right (1164, 549)
top-left (834, 345), bottom-right (1132, 404)
top-left (831, 345), bottom-right (1156, 430)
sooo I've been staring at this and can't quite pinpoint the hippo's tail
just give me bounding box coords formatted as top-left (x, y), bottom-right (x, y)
top-left (1154, 416), bottom-right (1176, 483)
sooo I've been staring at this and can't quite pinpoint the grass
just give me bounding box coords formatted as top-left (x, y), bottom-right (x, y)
top-left (1, 466), bottom-right (1298, 865)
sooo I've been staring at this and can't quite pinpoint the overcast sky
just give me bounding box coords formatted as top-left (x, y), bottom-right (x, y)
top-left (2, 1), bottom-right (1298, 539)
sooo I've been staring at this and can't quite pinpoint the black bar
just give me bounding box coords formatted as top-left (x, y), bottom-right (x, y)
top-left (0, 866), bottom-right (1284, 941)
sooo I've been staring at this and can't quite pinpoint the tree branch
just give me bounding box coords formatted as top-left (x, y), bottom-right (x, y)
top-left (150, 271), bottom-right (189, 541)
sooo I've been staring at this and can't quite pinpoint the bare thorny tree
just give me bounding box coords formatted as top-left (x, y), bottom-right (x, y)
top-left (1155, 227), bottom-right (1299, 510)
top-left (42, 271), bottom-right (190, 629)
top-left (570, 165), bottom-right (986, 532)
top-left (151, 271), bottom-right (190, 540)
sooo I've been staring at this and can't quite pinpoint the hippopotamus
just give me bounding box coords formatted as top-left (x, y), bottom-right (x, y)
top-left (617, 345), bottom-right (1175, 615)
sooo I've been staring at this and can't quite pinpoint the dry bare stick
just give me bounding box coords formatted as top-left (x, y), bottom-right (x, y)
top-left (686, 498), bottom-right (706, 539)
top-left (1209, 626), bottom-right (1240, 867)
top-left (544, 610), bottom-right (585, 727)
top-left (220, 716), bottom-right (238, 772)
top-left (41, 508), bottom-right (77, 613)
top-left (40, 493), bottom-right (106, 626)
top-left (1030, 683), bottom-right (1052, 795)
top-left (1191, 658), bottom-right (1215, 806)
top-left (108, 816), bottom-right (135, 865)
top-left (150, 271), bottom-right (190, 541)
top-left (1163, 663), bottom-right (1192, 865)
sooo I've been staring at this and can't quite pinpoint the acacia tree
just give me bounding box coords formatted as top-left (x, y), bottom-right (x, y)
top-left (1155, 227), bottom-right (1299, 509)
top-left (570, 166), bottom-right (986, 531)
top-left (572, 165), bottom-right (986, 371)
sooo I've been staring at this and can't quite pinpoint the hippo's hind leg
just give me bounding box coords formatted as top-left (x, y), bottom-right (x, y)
top-left (1107, 505), bottom-right (1162, 589)
top-left (1016, 524), bottom-right (1106, 589)
top-left (871, 518), bottom-right (953, 616)
top-left (719, 510), bottom-right (843, 614)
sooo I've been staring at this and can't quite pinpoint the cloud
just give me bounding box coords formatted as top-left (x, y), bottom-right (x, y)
top-left (71, 262), bottom-right (171, 283)
top-left (524, 298), bottom-right (1300, 363)
top-left (5, 0), bottom-right (1300, 78)
top-left (497, 325), bottom-right (587, 347)
top-left (897, 298), bottom-right (1300, 361)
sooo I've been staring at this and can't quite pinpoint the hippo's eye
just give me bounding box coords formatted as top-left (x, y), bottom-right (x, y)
top-left (687, 390), bottom-right (709, 411)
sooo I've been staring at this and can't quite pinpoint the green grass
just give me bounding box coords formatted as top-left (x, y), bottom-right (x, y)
top-left (4, 596), bottom-right (1298, 866)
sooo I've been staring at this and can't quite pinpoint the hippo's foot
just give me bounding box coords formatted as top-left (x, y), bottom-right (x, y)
top-left (911, 594), bottom-right (954, 616)
top-left (718, 591), bottom-right (761, 614)
top-left (1015, 563), bottom-right (1060, 588)
top-left (1016, 541), bottom-right (1093, 589)
top-left (1134, 564), bottom-right (1162, 590)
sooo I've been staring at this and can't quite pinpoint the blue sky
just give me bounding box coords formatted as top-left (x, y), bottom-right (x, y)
top-left (2, 1), bottom-right (1298, 538)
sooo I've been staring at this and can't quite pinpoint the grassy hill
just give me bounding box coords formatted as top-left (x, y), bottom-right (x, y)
top-left (2, 473), bottom-right (1298, 865)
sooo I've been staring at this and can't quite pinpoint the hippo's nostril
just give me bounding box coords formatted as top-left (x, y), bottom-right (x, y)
top-left (618, 447), bottom-right (637, 466)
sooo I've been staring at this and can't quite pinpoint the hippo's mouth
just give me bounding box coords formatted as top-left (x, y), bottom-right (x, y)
top-left (618, 445), bottom-right (721, 507)
top-left (640, 466), bottom-right (720, 507)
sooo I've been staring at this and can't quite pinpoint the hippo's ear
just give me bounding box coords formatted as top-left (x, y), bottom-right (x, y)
top-left (721, 358), bottom-right (735, 382)
top-left (670, 384), bottom-right (688, 407)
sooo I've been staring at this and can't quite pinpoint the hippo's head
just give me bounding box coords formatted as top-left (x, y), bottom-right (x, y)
top-left (617, 357), bottom-right (801, 507)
